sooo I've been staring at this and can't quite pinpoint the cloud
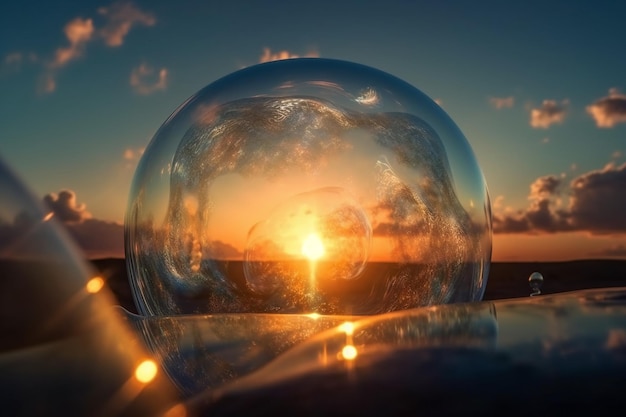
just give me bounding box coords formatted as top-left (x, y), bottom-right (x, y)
top-left (586, 88), bottom-right (626, 128)
top-left (64, 219), bottom-right (124, 258)
top-left (489, 96), bottom-right (514, 109)
top-left (529, 174), bottom-right (561, 197)
top-left (4, 52), bottom-right (24, 66)
top-left (497, 175), bottom-right (569, 233)
top-left (568, 162), bottom-right (626, 232)
top-left (37, 17), bottom-right (94, 93)
top-left (123, 147), bottom-right (144, 161)
top-left (43, 190), bottom-right (91, 223)
top-left (18, 2), bottom-right (156, 94)
top-left (123, 147), bottom-right (145, 170)
top-left (38, 74), bottom-right (57, 94)
top-left (530, 99), bottom-right (568, 128)
top-left (43, 189), bottom-right (123, 257)
top-left (50, 18), bottom-right (95, 69)
top-left (493, 163), bottom-right (626, 234)
top-left (97, 1), bottom-right (156, 47)
top-left (2, 52), bottom-right (37, 73)
top-left (259, 47), bottom-right (319, 63)
top-left (0, 189), bottom-right (124, 258)
top-left (130, 63), bottom-right (168, 94)
top-left (208, 240), bottom-right (242, 259)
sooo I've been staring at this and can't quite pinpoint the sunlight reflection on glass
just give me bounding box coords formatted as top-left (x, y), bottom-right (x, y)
top-left (135, 359), bottom-right (158, 384)
top-left (86, 276), bottom-right (105, 294)
top-left (341, 344), bottom-right (358, 360)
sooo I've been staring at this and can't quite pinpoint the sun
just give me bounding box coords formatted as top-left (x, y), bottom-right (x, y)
top-left (301, 233), bottom-right (325, 261)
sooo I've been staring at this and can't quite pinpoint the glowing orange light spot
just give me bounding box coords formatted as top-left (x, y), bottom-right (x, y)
top-left (86, 276), bottom-right (105, 293)
top-left (306, 312), bottom-right (321, 320)
top-left (301, 233), bottom-right (325, 261)
top-left (134, 359), bottom-right (158, 383)
top-left (342, 344), bottom-right (358, 360)
top-left (42, 212), bottom-right (54, 222)
top-left (339, 321), bottom-right (355, 336)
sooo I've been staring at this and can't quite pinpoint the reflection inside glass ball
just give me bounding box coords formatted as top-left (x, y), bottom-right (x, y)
top-left (243, 187), bottom-right (371, 310)
top-left (126, 58), bottom-right (491, 316)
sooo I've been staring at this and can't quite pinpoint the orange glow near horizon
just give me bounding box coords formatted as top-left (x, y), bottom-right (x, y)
top-left (490, 233), bottom-right (624, 262)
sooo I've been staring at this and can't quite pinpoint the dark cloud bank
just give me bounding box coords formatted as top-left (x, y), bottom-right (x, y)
top-left (493, 162), bottom-right (626, 235)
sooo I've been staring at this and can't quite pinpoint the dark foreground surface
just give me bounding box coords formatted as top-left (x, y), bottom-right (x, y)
top-left (3, 257), bottom-right (626, 416)
top-left (201, 348), bottom-right (626, 417)
top-left (186, 287), bottom-right (626, 416)
top-left (91, 258), bottom-right (626, 313)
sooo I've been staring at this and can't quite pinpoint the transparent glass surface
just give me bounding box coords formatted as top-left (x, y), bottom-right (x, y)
top-left (0, 157), bottom-right (179, 416)
top-left (126, 58), bottom-right (492, 316)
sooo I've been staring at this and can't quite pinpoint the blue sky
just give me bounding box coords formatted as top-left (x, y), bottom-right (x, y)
top-left (1, 0), bottom-right (625, 260)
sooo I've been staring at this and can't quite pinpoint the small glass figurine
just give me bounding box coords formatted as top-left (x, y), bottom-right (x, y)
top-left (529, 272), bottom-right (544, 297)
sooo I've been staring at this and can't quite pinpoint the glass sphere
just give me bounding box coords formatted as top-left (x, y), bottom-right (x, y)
top-left (125, 58), bottom-right (492, 316)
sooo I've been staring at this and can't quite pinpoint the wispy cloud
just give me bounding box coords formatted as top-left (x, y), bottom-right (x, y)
top-left (1, 52), bottom-right (38, 76)
top-left (130, 63), bottom-right (168, 95)
top-left (123, 147), bottom-right (145, 169)
top-left (258, 47), bottom-right (319, 63)
top-left (7, 1), bottom-right (156, 94)
top-left (50, 17), bottom-right (94, 69)
top-left (4, 52), bottom-right (24, 66)
top-left (123, 147), bottom-right (144, 161)
top-left (97, 1), bottom-right (156, 47)
top-left (37, 17), bottom-right (95, 93)
top-left (530, 99), bottom-right (568, 128)
top-left (493, 162), bottom-right (626, 234)
top-left (489, 96), bottom-right (514, 109)
top-left (586, 88), bottom-right (626, 128)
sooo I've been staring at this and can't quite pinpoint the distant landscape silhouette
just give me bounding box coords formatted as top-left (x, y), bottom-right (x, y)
top-left (90, 258), bottom-right (626, 314)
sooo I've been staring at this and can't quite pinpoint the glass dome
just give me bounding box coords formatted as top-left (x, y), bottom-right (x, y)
top-left (125, 58), bottom-right (491, 316)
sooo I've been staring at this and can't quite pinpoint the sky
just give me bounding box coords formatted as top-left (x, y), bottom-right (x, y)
top-left (1, 0), bottom-right (625, 261)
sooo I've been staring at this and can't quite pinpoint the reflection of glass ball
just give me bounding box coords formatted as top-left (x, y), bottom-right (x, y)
top-left (126, 58), bottom-right (492, 316)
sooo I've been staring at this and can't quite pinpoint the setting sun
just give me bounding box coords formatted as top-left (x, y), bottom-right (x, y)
top-left (301, 233), bottom-right (325, 261)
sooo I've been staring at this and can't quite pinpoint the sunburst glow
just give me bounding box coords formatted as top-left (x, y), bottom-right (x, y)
top-left (301, 233), bottom-right (325, 261)
top-left (341, 344), bottom-right (358, 360)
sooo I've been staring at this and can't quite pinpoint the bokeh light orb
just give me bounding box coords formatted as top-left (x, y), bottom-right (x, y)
top-left (125, 58), bottom-right (492, 316)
